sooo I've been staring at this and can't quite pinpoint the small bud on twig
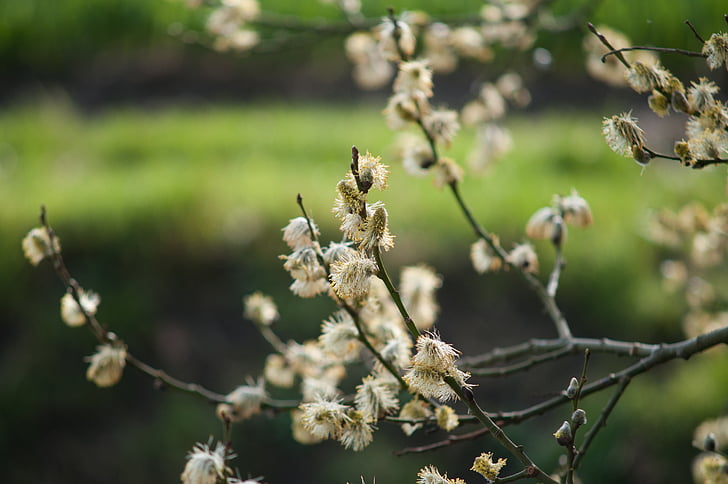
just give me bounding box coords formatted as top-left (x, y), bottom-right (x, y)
top-left (565, 377), bottom-right (579, 399)
top-left (553, 420), bottom-right (573, 446)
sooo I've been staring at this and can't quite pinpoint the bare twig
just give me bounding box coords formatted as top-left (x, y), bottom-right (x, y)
top-left (445, 376), bottom-right (559, 484)
top-left (573, 376), bottom-right (631, 469)
top-left (601, 45), bottom-right (705, 62)
top-left (469, 346), bottom-right (573, 377)
top-left (393, 427), bottom-right (490, 456)
top-left (685, 20), bottom-right (705, 43)
top-left (587, 22), bottom-right (631, 69)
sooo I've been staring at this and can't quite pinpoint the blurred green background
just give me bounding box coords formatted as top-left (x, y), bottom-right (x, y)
top-left (2, 1), bottom-right (728, 483)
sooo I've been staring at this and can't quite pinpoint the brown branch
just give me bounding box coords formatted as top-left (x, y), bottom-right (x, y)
top-left (393, 427), bottom-right (490, 456)
top-left (587, 22), bottom-right (631, 68)
top-left (601, 45), bottom-right (706, 63)
top-left (685, 20), bottom-right (705, 44)
top-left (38, 207), bottom-right (235, 404)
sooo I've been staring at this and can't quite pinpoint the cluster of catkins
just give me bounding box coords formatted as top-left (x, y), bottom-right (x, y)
top-left (645, 201), bottom-right (728, 341)
top-left (592, 26), bottom-right (728, 167)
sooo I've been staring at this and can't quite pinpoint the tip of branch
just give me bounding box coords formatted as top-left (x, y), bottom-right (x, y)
top-left (296, 193), bottom-right (302, 204)
top-left (586, 22), bottom-right (596, 33)
top-left (39, 205), bottom-right (47, 225)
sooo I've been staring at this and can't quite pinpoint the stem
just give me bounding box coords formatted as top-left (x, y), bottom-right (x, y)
top-left (685, 20), bottom-right (705, 44)
top-left (444, 376), bottom-right (558, 484)
top-left (601, 45), bottom-right (705, 62)
top-left (125, 353), bottom-right (229, 402)
top-left (460, 337), bottom-right (656, 368)
top-left (587, 22), bottom-right (631, 68)
top-left (547, 243), bottom-right (565, 298)
top-left (38, 207), bottom-right (233, 404)
top-left (373, 246), bottom-right (421, 339)
top-left (448, 182), bottom-right (573, 339)
top-left (573, 376), bottom-right (631, 469)
top-left (344, 304), bottom-right (410, 391)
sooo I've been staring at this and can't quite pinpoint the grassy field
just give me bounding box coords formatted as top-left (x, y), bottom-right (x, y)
top-left (3, 100), bottom-right (728, 483)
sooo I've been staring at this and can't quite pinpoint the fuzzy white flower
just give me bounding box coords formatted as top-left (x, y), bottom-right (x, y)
top-left (398, 398), bottom-right (433, 436)
top-left (602, 112), bottom-right (645, 157)
top-left (400, 265), bottom-right (441, 331)
top-left (329, 251), bottom-right (377, 300)
top-left (181, 441), bottom-right (229, 484)
top-left (435, 405), bottom-right (459, 431)
top-left (423, 109), bottom-right (460, 148)
top-left (559, 190), bottom-right (593, 227)
top-left (417, 465), bottom-right (452, 484)
top-left (404, 333), bottom-right (471, 402)
top-left (216, 378), bottom-right (267, 423)
top-left (376, 18), bottom-right (416, 61)
top-left (355, 375), bottom-right (400, 420)
top-left (282, 216), bottom-right (318, 250)
top-left (525, 207), bottom-right (561, 241)
top-left (299, 397), bottom-right (351, 440)
top-left (393, 60), bottom-right (433, 98)
top-left (339, 409), bottom-right (374, 451)
top-left (470, 238), bottom-right (503, 274)
top-left (60, 289), bottom-right (100, 327)
top-left (319, 310), bottom-right (361, 361)
top-left (506, 243), bottom-right (539, 273)
top-left (263, 353), bottom-right (295, 388)
top-left (471, 452), bottom-right (507, 481)
top-left (243, 292), bottom-right (278, 326)
top-left (703, 32), bottom-right (728, 71)
top-left (358, 204), bottom-right (395, 253)
top-left (22, 227), bottom-right (60, 266)
top-left (86, 344), bottom-right (127, 388)
top-left (357, 151), bottom-right (389, 191)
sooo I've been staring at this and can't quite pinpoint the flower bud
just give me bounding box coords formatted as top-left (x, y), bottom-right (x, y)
top-left (632, 144), bottom-right (652, 166)
top-left (571, 408), bottom-right (587, 429)
top-left (565, 377), bottom-right (579, 399)
top-left (704, 432), bottom-right (718, 452)
top-left (671, 89), bottom-right (691, 114)
top-left (553, 420), bottom-right (573, 446)
top-left (648, 91), bottom-right (669, 117)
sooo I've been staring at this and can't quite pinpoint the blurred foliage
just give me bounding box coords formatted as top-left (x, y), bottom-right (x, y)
top-left (3, 100), bottom-right (728, 483)
top-left (1, 0), bottom-right (726, 89)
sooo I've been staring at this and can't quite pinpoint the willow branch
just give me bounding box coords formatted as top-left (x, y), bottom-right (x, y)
top-left (39, 207), bottom-right (239, 404)
top-left (587, 22), bottom-right (631, 68)
top-left (573, 375), bottom-right (631, 469)
top-left (448, 181), bottom-right (573, 339)
top-left (601, 45), bottom-right (705, 62)
top-left (373, 246), bottom-right (421, 339)
top-left (393, 427), bottom-right (490, 456)
top-left (445, 376), bottom-right (558, 484)
top-left (643, 147), bottom-right (728, 168)
top-left (494, 325), bottom-right (728, 425)
top-left (469, 346), bottom-right (573, 377)
top-left (685, 20), bottom-right (705, 43)
top-left (460, 337), bottom-right (658, 369)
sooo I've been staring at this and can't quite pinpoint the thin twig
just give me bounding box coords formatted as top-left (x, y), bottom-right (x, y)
top-left (601, 45), bottom-right (705, 63)
top-left (546, 243), bottom-right (565, 298)
top-left (125, 353), bottom-right (230, 402)
top-left (494, 325), bottom-right (728, 424)
top-left (393, 427), bottom-right (490, 456)
top-left (39, 207), bottom-right (240, 404)
top-left (459, 337), bottom-right (660, 368)
top-left (573, 376), bottom-right (631, 469)
top-left (587, 22), bottom-right (631, 68)
top-left (448, 181), bottom-right (573, 340)
top-left (643, 147), bottom-right (728, 168)
top-left (469, 346), bottom-right (573, 377)
top-left (445, 376), bottom-right (558, 484)
top-left (373, 246), bottom-right (421, 339)
top-left (685, 20), bottom-right (705, 44)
